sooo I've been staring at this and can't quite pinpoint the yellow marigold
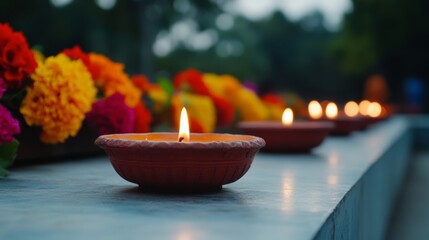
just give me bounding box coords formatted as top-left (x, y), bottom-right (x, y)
top-left (202, 73), bottom-right (224, 97)
top-left (264, 104), bottom-right (284, 121)
top-left (203, 73), bottom-right (242, 97)
top-left (31, 49), bottom-right (45, 65)
top-left (203, 73), bottom-right (268, 121)
top-left (20, 54), bottom-right (97, 144)
top-left (220, 74), bottom-right (242, 95)
top-left (89, 53), bottom-right (141, 108)
top-left (229, 88), bottom-right (269, 121)
top-left (148, 87), bottom-right (168, 112)
top-left (172, 92), bottom-right (216, 133)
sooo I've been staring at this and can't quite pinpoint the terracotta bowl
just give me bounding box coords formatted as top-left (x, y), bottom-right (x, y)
top-left (95, 133), bottom-right (265, 192)
top-left (330, 117), bottom-right (363, 135)
top-left (237, 121), bottom-right (333, 153)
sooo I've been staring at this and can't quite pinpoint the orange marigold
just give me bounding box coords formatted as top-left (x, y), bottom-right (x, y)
top-left (62, 46), bottom-right (99, 80)
top-left (171, 92), bottom-right (216, 133)
top-left (20, 54), bottom-right (97, 143)
top-left (89, 53), bottom-right (141, 108)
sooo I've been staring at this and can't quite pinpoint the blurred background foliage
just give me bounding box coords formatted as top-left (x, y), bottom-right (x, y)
top-left (0, 0), bottom-right (428, 110)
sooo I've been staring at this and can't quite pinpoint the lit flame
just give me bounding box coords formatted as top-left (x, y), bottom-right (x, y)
top-left (344, 101), bottom-right (359, 117)
top-left (308, 100), bottom-right (323, 120)
top-left (325, 102), bottom-right (338, 119)
top-left (282, 108), bottom-right (293, 126)
top-left (367, 102), bottom-right (382, 118)
top-left (178, 107), bottom-right (190, 142)
top-left (359, 100), bottom-right (371, 116)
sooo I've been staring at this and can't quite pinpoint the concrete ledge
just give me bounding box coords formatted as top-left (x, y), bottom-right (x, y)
top-left (314, 125), bottom-right (412, 239)
top-left (0, 116), bottom-right (424, 240)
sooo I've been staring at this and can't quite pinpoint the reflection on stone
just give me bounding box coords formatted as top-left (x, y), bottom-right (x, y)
top-left (327, 175), bottom-right (338, 186)
top-left (176, 227), bottom-right (195, 240)
top-left (281, 173), bottom-right (294, 212)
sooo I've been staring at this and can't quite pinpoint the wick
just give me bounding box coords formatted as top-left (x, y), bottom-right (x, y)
top-left (179, 137), bottom-right (184, 142)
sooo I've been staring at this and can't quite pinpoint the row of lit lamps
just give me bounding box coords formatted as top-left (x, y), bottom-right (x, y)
top-left (282, 100), bottom-right (384, 125)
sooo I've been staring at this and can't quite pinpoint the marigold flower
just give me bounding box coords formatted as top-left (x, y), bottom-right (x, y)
top-left (0, 104), bottom-right (20, 144)
top-left (220, 75), bottom-right (242, 95)
top-left (204, 73), bottom-right (269, 121)
top-left (148, 87), bottom-right (169, 113)
top-left (171, 92), bottom-right (216, 133)
top-left (20, 54), bottom-right (97, 143)
top-left (62, 46), bottom-right (99, 80)
top-left (261, 94), bottom-right (287, 121)
top-left (174, 68), bottom-right (211, 95)
top-left (134, 101), bottom-right (152, 133)
top-left (0, 23), bottom-right (37, 87)
top-left (175, 69), bottom-right (234, 127)
top-left (86, 93), bottom-right (135, 136)
top-left (201, 73), bottom-right (224, 96)
top-left (89, 53), bottom-right (141, 108)
top-left (31, 49), bottom-right (45, 65)
top-left (229, 88), bottom-right (269, 121)
top-left (131, 75), bottom-right (152, 92)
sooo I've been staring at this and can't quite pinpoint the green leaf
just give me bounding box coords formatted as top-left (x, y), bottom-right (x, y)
top-left (156, 77), bottom-right (174, 97)
top-left (0, 139), bottom-right (19, 169)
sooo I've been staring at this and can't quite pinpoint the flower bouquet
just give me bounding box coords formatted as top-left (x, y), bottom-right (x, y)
top-left (0, 22), bottom-right (306, 179)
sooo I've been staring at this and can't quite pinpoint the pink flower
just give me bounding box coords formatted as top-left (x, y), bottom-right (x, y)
top-left (0, 77), bottom-right (5, 98)
top-left (0, 104), bottom-right (20, 143)
top-left (86, 93), bottom-right (135, 135)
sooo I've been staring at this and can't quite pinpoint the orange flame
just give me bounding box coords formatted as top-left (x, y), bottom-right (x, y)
top-left (325, 102), bottom-right (338, 119)
top-left (344, 101), bottom-right (359, 117)
top-left (282, 108), bottom-right (293, 126)
top-left (178, 107), bottom-right (190, 142)
top-left (308, 100), bottom-right (323, 120)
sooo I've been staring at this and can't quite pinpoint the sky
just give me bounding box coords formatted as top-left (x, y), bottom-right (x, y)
top-left (226, 0), bottom-right (353, 31)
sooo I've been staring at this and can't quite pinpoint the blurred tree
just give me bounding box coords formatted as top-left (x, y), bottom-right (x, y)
top-left (332, 0), bottom-right (429, 106)
top-left (0, 0), bottom-right (376, 103)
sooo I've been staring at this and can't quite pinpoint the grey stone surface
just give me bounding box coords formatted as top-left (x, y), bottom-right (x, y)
top-left (0, 117), bottom-right (410, 240)
top-left (387, 151), bottom-right (429, 240)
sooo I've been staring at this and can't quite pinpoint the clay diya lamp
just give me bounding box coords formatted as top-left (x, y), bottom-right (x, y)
top-left (306, 100), bottom-right (360, 135)
top-left (358, 100), bottom-right (386, 127)
top-left (324, 102), bottom-right (363, 135)
top-left (95, 108), bottom-right (265, 193)
top-left (237, 108), bottom-right (333, 153)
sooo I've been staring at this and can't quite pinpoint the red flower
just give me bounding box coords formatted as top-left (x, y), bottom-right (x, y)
top-left (174, 69), bottom-right (211, 95)
top-left (131, 74), bottom-right (151, 92)
top-left (86, 93), bottom-right (135, 136)
top-left (62, 46), bottom-right (99, 80)
top-left (189, 118), bottom-right (204, 133)
top-left (262, 94), bottom-right (286, 108)
top-left (0, 23), bottom-right (37, 87)
top-left (0, 104), bottom-right (20, 144)
top-left (211, 95), bottom-right (234, 127)
top-left (173, 69), bottom-right (235, 127)
top-left (134, 101), bottom-right (152, 133)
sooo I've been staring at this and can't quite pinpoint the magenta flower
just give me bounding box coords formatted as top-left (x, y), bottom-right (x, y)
top-left (86, 93), bottom-right (135, 136)
top-left (0, 77), bottom-right (6, 98)
top-left (0, 104), bottom-right (20, 144)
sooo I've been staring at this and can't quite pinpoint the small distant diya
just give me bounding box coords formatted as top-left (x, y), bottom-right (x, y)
top-left (358, 100), bottom-right (389, 128)
top-left (96, 108), bottom-right (265, 193)
top-left (306, 100), bottom-right (361, 136)
top-left (325, 101), bottom-right (362, 135)
top-left (237, 108), bottom-right (333, 152)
